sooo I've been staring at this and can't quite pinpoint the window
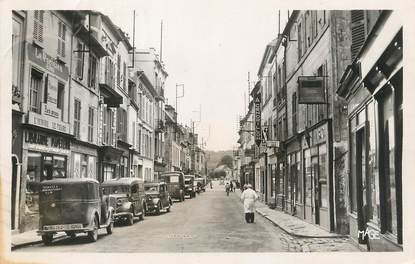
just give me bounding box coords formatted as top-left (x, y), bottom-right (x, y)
top-left (74, 99), bottom-right (81, 138)
top-left (296, 152), bottom-right (302, 204)
top-left (318, 144), bottom-right (328, 208)
top-left (349, 117), bottom-right (357, 213)
top-left (57, 21), bottom-right (66, 58)
top-left (123, 62), bottom-right (127, 90)
top-left (292, 92), bottom-right (297, 134)
top-left (297, 22), bottom-right (302, 61)
top-left (30, 69), bottom-right (42, 113)
top-left (120, 156), bottom-right (128, 178)
top-left (57, 82), bottom-right (65, 118)
top-left (33, 10), bottom-right (44, 43)
top-left (88, 107), bottom-right (94, 142)
top-left (74, 41), bottom-right (84, 79)
top-left (351, 10), bottom-right (367, 60)
top-left (88, 54), bottom-right (97, 89)
top-left (104, 57), bottom-right (115, 88)
top-left (117, 54), bottom-right (121, 86)
top-left (304, 149), bottom-right (312, 206)
top-left (12, 15), bottom-right (24, 102)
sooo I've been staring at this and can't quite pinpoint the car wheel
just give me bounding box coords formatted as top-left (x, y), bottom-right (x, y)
top-left (156, 202), bottom-right (161, 215)
top-left (106, 220), bottom-right (113, 234)
top-left (127, 213), bottom-right (134, 226)
top-left (41, 234), bottom-right (53, 245)
top-left (139, 205), bottom-right (145, 220)
top-left (66, 231), bottom-right (76, 239)
top-left (87, 217), bottom-right (99, 242)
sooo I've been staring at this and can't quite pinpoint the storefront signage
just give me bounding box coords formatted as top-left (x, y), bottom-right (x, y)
top-left (42, 103), bottom-right (61, 119)
top-left (298, 76), bottom-right (326, 104)
top-left (25, 131), bottom-right (70, 150)
top-left (27, 44), bottom-right (69, 81)
top-left (254, 95), bottom-right (262, 146)
top-left (28, 111), bottom-right (69, 134)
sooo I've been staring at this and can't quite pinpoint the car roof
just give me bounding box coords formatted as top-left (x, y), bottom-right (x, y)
top-left (184, 175), bottom-right (195, 178)
top-left (40, 178), bottom-right (99, 185)
top-left (102, 177), bottom-right (143, 186)
top-left (144, 182), bottom-right (166, 186)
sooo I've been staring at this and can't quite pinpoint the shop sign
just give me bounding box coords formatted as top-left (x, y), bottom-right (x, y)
top-left (27, 44), bottom-right (69, 81)
top-left (298, 76), bottom-right (326, 104)
top-left (25, 130), bottom-right (70, 154)
top-left (28, 111), bottom-right (70, 134)
top-left (254, 94), bottom-right (262, 146)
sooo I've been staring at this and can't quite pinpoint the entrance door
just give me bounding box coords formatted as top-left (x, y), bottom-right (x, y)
top-left (11, 157), bottom-right (18, 230)
top-left (311, 156), bottom-right (319, 225)
top-left (356, 127), bottom-right (368, 244)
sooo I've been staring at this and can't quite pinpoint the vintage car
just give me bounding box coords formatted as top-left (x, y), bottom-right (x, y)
top-left (37, 178), bottom-right (114, 245)
top-left (184, 175), bottom-right (196, 198)
top-left (144, 182), bottom-right (172, 214)
top-left (102, 178), bottom-right (146, 225)
top-left (161, 172), bottom-right (185, 202)
top-left (194, 178), bottom-right (206, 192)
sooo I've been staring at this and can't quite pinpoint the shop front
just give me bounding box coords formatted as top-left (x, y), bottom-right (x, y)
top-left (99, 146), bottom-right (123, 182)
top-left (12, 109), bottom-right (24, 231)
top-left (71, 142), bottom-right (98, 180)
top-left (301, 122), bottom-right (331, 231)
top-left (21, 127), bottom-right (71, 231)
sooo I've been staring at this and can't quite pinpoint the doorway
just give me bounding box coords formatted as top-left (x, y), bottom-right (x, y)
top-left (356, 127), bottom-right (369, 244)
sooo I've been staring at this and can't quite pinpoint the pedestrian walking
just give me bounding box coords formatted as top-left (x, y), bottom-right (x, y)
top-left (240, 184), bottom-right (258, 223)
top-left (225, 182), bottom-right (230, 196)
top-left (230, 182), bottom-right (234, 192)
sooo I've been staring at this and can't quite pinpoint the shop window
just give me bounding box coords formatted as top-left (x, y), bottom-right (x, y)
top-left (318, 144), bottom-right (328, 208)
top-left (367, 101), bottom-right (379, 222)
top-left (120, 156), bottom-right (128, 178)
top-left (296, 152), bottom-right (302, 204)
top-left (350, 118), bottom-right (357, 213)
top-left (304, 149), bottom-right (312, 206)
top-left (379, 89), bottom-right (398, 236)
top-left (81, 154), bottom-right (88, 178)
top-left (30, 69), bottom-right (43, 113)
top-left (104, 165), bottom-right (116, 181)
top-left (74, 99), bottom-right (81, 138)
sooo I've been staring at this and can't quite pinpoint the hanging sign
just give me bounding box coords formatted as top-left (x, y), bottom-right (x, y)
top-left (254, 94), bottom-right (262, 146)
top-left (298, 76), bottom-right (326, 104)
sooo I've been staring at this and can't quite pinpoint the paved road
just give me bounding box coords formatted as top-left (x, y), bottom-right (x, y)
top-left (15, 181), bottom-right (288, 252)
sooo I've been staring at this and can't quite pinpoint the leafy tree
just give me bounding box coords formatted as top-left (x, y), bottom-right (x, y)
top-left (218, 155), bottom-right (234, 169)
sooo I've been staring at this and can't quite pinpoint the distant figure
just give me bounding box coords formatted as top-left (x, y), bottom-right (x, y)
top-left (240, 184), bottom-right (258, 223)
top-left (210, 181), bottom-right (213, 189)
top-left (230, 182), bottom-right (234, 192)
top-left (225, 182), bottom-right (230, 196)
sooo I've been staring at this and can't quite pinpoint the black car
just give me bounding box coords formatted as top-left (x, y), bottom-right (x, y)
top-left (144, 182), bottom-right (172, 214)
top-left (184, 175), bottom-right (196, 198)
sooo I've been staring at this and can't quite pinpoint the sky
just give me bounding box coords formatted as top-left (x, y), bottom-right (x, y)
top-left (100, 1), bottom-right (289, 151)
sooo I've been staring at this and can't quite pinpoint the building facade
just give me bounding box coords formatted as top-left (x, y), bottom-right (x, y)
top-left (337, 10), bottom-right (402, 251)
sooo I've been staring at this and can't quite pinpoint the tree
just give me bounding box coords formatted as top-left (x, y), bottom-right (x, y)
top-left (218, 155), bottom-right (234, 169)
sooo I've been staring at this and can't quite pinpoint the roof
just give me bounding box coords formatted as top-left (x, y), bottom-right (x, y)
top-left (257, 38), bottom-right (279, 76)
top-left (40, 178), bottom-right (99, 185)
top-left (101, 177), bottom-right (142, 186)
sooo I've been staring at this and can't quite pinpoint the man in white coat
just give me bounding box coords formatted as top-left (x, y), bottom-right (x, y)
top-left (240, 184), bottom-right (258, 223)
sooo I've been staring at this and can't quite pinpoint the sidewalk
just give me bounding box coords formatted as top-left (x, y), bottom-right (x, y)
top-left (11, 230), bottom-right (66, 250)
top-left (254, 200), bottom-right (347, 238)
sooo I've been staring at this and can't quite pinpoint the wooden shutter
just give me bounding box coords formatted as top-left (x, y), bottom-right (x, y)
top-left (351, 10), bottom-right (367, 60)
top-left (33, 10), bottom-right (44, 43)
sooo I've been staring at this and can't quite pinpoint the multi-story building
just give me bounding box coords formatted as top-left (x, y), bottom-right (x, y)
top-left (164, 104), bottom-right (181, 172)
top-left (337, 10), bottom-right (402, 251)
top-left (133, 48), bottom-right (167, 180)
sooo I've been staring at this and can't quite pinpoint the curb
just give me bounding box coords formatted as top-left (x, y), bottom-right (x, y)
top-left (11, 233), bottom-right (67, 250)
top-left (256, 209), bottom-right (349, 239)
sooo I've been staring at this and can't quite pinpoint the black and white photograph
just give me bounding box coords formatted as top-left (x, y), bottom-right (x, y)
top-left (1, 1), bottom-right (414, 263)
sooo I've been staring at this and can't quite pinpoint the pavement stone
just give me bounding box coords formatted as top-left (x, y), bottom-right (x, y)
top-left (11, 229), bottom-right (66, 250)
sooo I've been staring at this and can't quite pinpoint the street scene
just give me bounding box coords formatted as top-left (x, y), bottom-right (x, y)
top-left (9, 7), bottom-right (403, 256)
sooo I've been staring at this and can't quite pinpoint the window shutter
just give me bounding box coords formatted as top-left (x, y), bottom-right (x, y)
top-left (351, 10), bottom-right (367, 60)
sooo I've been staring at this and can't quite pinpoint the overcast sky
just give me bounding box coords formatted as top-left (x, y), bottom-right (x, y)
top-left (101, 1), bottom-right (288, 151)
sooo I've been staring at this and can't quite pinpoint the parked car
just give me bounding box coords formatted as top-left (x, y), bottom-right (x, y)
top-left (37, 178), bottom-right (114, 245)
top-left (161, 172), bottom-right (185, 202)
top-left (102, 178), bottom-right (146, 225)
top-left (194, 178), bottom-right (206, 192)
top-left (144, 182), bottom-right (172, 214)
top-left (184, 175), bottom-right (196, 198)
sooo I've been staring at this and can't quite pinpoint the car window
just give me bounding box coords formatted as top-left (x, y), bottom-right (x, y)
top-left (170, 176), bottom-right (179, 183)
top-left (102, 185), bottom-right (130, 195)
top-left (131, 184), bottom-right (138, 194)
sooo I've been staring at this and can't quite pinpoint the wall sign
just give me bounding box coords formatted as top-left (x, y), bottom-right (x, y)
top-left (28, 111), bottom-right (70, 134)
top-left (27, 43), bottom-right (69, 81)
top-left (298, 76), bottom-right (326, 104)
top-left (254, 94), bottom-right (262, 146)
top-left (25, 130), bottom-right (71, 155)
